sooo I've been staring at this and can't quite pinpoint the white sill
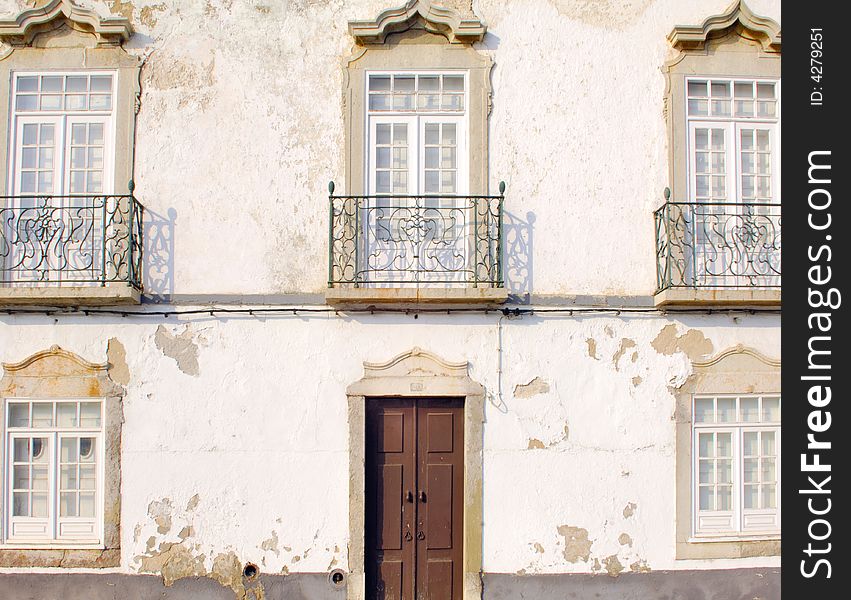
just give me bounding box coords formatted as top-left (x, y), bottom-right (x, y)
top-left (0, 542), bottom-right (105, 550)
top-left (688, 534), bottom-right (780, 543)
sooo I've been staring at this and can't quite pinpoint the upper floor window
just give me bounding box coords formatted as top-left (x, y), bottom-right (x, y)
top-left (10, 72), bottom-right (116, 197)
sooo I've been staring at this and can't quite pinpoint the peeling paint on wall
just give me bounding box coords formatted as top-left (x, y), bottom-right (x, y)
top-left (147, 498), bottom-right (174, 535)
top-left (612, 338), bottom-right (636, 371)
top-left (623, 502), bottom-right (637, 518)
top-left (514, 376), bottom-right (550, 398)
top-left (557, 526), bottom-right (592, 563)
top-left (586, 338), bottom-right (598, 359)
top-left (527, 438), bottom-right (545, 449)
top-left (630, 559), bottom-right (652, 572)
top-left (651, 324), bottom-right (714, 361)
top-left (618, 533), bottom-right (633, 547)
top-left (107, 337), bottom-right (130, 386)
top-left (603, 554), bottom-right (624, 576)
top-left (549, 0), bottom-right (654, 29)
top-left (154, 325), bottom-right (201, 376)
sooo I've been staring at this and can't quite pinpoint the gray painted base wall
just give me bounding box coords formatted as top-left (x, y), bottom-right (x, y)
top-left (483, 569), bottom-right (781, 600)
top-left (0, 569), bottom-right (780, 600)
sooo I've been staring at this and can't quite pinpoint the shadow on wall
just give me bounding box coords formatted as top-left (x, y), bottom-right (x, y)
top-left (143, 207), bottom-right (176, 301)
top-left (503, 210), bottom-right (534, 301)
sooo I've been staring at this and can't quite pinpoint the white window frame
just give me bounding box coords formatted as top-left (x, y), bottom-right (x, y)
top-left (1, 398), bottom-right (106, 549)
top-left (691, 394), bottom-right (781, 541)
top-left (684, 77), bottom-right (781, 206)
top-left (7, 70), bottom-right (118, 197)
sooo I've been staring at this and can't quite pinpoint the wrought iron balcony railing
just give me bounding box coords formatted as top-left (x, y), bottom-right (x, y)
top-left (1, 194), bottom-right (144, 289)
top-left (328, 182), bottom-right (504, 287)
top-left (655, 200), bottom-right (781, 292)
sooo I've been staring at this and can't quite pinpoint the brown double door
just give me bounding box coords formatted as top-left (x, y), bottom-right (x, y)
top-left (365, 398), bottom-right (464, 600)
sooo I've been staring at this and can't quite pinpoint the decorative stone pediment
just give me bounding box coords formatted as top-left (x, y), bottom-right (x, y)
top-left (693, 344), bottom-right (781, 372)
top-left (0, 0), bottom-right (132, 47)
top-left (668, 0), bottom-right (780, 53)
top-left (349, 0), bottom-right (486, 44)
top-left (362, 346), bottom-right (468, 379)
top-left (3, 344), bottom-right (107, 376)
top-left (1, 345), bottom-right (118, 398)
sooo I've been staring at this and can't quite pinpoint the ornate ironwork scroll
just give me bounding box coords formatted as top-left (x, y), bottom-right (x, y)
top-left (1, 195), bottom-right (144, 288)
top-left (329, 188), bottom-right (503, 287)
top-left (655, 201), bottom-right (781, 291)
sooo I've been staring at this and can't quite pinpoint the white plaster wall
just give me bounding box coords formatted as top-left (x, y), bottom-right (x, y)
top-left (0, 312), bottom-right (780, 574)
top-left (0, 0), bottom-right (781, 298)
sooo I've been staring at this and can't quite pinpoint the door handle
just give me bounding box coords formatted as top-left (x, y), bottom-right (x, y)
top-left (417, 531), bottom-right (425, 540)
top-left (419, 490), bottom-right (426, 503)
top-left (406, 490), bottom-right (414, 503)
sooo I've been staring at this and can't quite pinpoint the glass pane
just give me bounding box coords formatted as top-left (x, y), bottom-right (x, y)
top-left (695, 175), bottom-right (709, 197)
top-left (441, 147), bottom-right (456, 169)
top-left (695, 152), bottom-right (708, 173)
top-left (419, 75), bottom-right (439, 91)
top-left (37, 171), bottom-right (53, 194)
top-left (762, 431), bottom-right (776, 456)
top-left (392, 94), bottom-right (414, 111)
top-left (694, 129), bottom-right (709, 150)
top-left (443, 75), bottom-right (464, 91)
top-left (70, 146), bottom-right (86, 169)
top-left (698, 432), bottom-right (714, 457)
top-left (80, 464), bottom-right (97, 490)
top-left (757, 82), bottom-right (775, 99)
top-left (741, 397), bottom-right (759, 422)
top-left (80, 492), bottom-right (95, 517)
top-left (71, 123), bottom-right (87, 145)
top-left (711, 129), bottom-right (725, 150)
top-left (66, 95), bottom-right (87, 111)
top-left (424, 171), bottom-right (439, 193)
top-left (735, 82), bottom-right (754, 98)
top-left (699, 486), bottom-right (714, 510)
top-left (375, 124), bottom-right (391, 145)
top-left (687, 99), bottom-right (707, 116)
top-left (13, 438), bottom-right (29, 462)
top-left (57, 402), bottom-right (78, 427)
top-left (66, 75), bottom-right (88, 92)
top-left (710, 100), bottom-right (730, 117)
top-left (717, 486), bottom-right (732, 511)
top-left (89, 94), bottom-right (112, 111)
top-left (32, 493), bottom-right (48, 517)
top-left (375, 147), bottom-right (390, 169)
top-left (16, 95), bottom-right (38, 110)
top-left (711, 81), bottom-right (730, 97)
top-left (39, 125), bottom-right (54, 145)
top-left (762, 397), bottom-right (780, 421)
top-left (375, 171), bottom-right (390, 193)
top-left (440, 171), bottom-right (455, 193)
top-left (13, 492), bottom-right (29, 517)
top-left (13, 465), bottom-right (29, 489)
top-left (18, 76), bottom-right (38, 92)
top-left (744, 484), bottom-right (758, 510)
top-left (418, 94), bottom-right (440, 110)
top-left (391, 171), bottom-right (406, 194)
top-left (369, 94), bottom-right (391, 111)
top-left (735, 100), bottom-right (754, 117)
top-left (32, 466), bottom-right (48, 490)
top-left (698, 459), bottom-right (714, 484)
top-left (757, 101), bottom-right (776, 118)
top-left (22, 123), bottom-right (38, 145)
top-left (90, 75), bottom-right (113, 92)
top-left (80, 437), bottom-right (95, 462)
top-left (757, 130), bottom-right (770, 151)
top-left (716, 432), bottom-right (732, 457)
top-left (89, 123), bottom-right (104, 145)
top-left (424, 147), bottom-right (439, 169)
top-left (87, 171), bottom-right (103, 193)
top-left (441, 94), bottom-right (464, 111)
top-left (38, 147), bottom-right (54, 169)
top-left (741, 176), bottom-right (754, 198)
top-left (392, 124), bottom-right (406, 144)
top-left (41, 95), bottom-right (62, 110)
top-left (762, 458), bottom-right (776, 482)
top-left (743, 431), bottom-right (759, 456)
top-left (711, 176), bottom-right (726, 197)
top-left (61, 464), bottom-right (78, 490)
top-left (394, 75), bottom-right (415, 91)
top-left (716, 398), bottom-right (735, 422)
top-left (757, 153), bottom-right (771, 174)
top-left (757, 177), bottom-right (770, 197)
top-left (424, 123), bottom-right (439, 146)
top-left (60, 492), bottom-right (77, 517)
top-left (21, 172), bottom-right (36, 193)
top-left (9, 403), bottom-right (29, 427)
top-left (369, 75), bottom-right (391, 91)
top-left (32, 403), bottom-right (53, 427)
top-left (442, 124), bottom-right (456, 145)
top-left (717, 459), bottom-right (732, 484)
top-left (392, 147), bottom-right (406, 169)
top-left (741, 153), bottom-right (754, 173)
top-left (687, 80), bottom-right (707, 96)
top-left (61, 437), bottom-right (78, 463)
top-left (744, 458), bottom-right (758, 483)
top-left (80, 402), bottom-right (101, 427)
top-left (762, 484), bottom-right (776, 509)
top-left (70, 171), bottom-right (86, 193)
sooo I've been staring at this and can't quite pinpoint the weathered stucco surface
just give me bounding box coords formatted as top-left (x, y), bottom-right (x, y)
top-left (0, 0), bottom-right (781, 593)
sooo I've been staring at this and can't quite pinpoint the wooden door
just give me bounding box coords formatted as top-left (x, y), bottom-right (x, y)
top-left (366, 398), bottom-right (464, 600)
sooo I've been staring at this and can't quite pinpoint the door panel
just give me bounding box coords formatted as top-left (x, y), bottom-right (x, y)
top-left (366, 398), bottom-right (464, 600)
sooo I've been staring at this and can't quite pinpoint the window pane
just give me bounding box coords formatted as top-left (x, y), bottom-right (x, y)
top-left (393, 75), bottom-right (415, 91)
top-left (419, 75), bottom-right (439, 91)
top-left (743, 431), bottom-right (759, 456)
top-left (70, 171), bottom-right (86, 193)
top-left (80, 492), bottom-right (96, 517)
top-left (762, 397), bottom-right (780, 421)
top-left (442, 124), bottom-right (456, 145)
top-left (39, 147), bottom-right (54, 169)
top-left (443, 75), bottom-right (464, 91)
top-left (90, 75), bottom-right (113, 92)
top-left (741, 397), bottom-right (759, 422)
top-left (717, 459), bottom-right (732, 484)
top-left (31, 493), bottom-right (48, 518)
top-left (16, 95), bottom-right (38, 110)
top-left (18, 76), bottom-right (38, 92)
top-left (441, 147), bottom-right (456, 169)
top-left (687, 81), bottom-right (707, 96)
top-left (711, 81), bottom-right (730, 97)
top-left (21, 172), bottom-right (36, 193)
top-left (757, 130), bottom-right (770, 151)
top-left (699, 486), bottom-right (714, 510)
top-left (80, 437), bottom-right (95, 462)
top-left (698, 459), bottom-right (714, 484)
top-left (369, 75), bottom-right (391, 91)
top-left (744, 458), bottom-right (758, 483)
top-left (762, 484), bottom-right (776, 509)
top-left (38, 171), bottom-right (53, 193)
top-left (32, 403), bottom-right (53, 427)
top-left (80, 402), bottom-right (101, 427)
top-left (424, 171), bottom-right (439, 193)
top-left (61, 464), bottom-right (78, 489)
top-left (22, 123), bottom-right (38, 145)
top-left (71, 123), bottom-right (87, 145)
top-left (716, 398), bottom-right (735, 422)
top-left (66, 94), bottom-right (87, 111)
top-left (369, 94), bottom-right (391, 111)
top-left (717, 486), bottom-right (732, 511)
top-left (41, 95), bottom-right (62, 110)
top-left (39, 125), bottom-right (54, 146)
top-left (757, 83), bottom-right (775, 99)
top-left (710, 100), bottom-right (730, 117)
top-left (424, 147), bottom-right (439, 169)
top-left (743, 484), bottom-right (758, 509)
top-left (440, 171), bottom-right (456, 193)
top-left (13, 465), bottom-right (29, 489)
top-left (375, 171), bottom-right (390, 193)
top-left (89, 123), bottom-right (104, 145)
top-left (60, 492), bottom-right (77, 517)
top-left (9, 403), bottom-right (30, 427)
top-left (424, 123), bottom-right (439, 146)
top-left (13, 492), bottom-right (29, 517)
top-left (734, 82), bottom-right (753, 98)
top-left (375, 124), bottom-right (391, 145)
top-left (80, 464), bottom-right (97, 490)
top-left (392, 124), bottom-right (407, 144)
top-left (14, 438), bottom-right (29, 462)
top-left (375, 147), bottom-right (390, 169)
top-left (87, 171), bottom-right (103, 193)
top-left (90, 94), bottom-right (112, 111)
top-left (761, 431), bottom-right (776, 456)
top-left (66, 76), bottom-right (87, 92)
top-left (688, 99), bottom-right (707, 116)
top-left (716, 432), bottom-right (732, 457)
top-left (392, 147), bottom-right (406, 169)
top-left (761, 458), bottom-right (776, 482)
top-left (32, 465), bottom-right (48, 490)
top-left (61, 437), bottom-right (78, 462)
top-left (698, 432), bottom-right (714, 457)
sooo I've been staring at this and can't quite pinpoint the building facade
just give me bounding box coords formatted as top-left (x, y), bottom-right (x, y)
top-left (0, 1), bottom-right (781, 598)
